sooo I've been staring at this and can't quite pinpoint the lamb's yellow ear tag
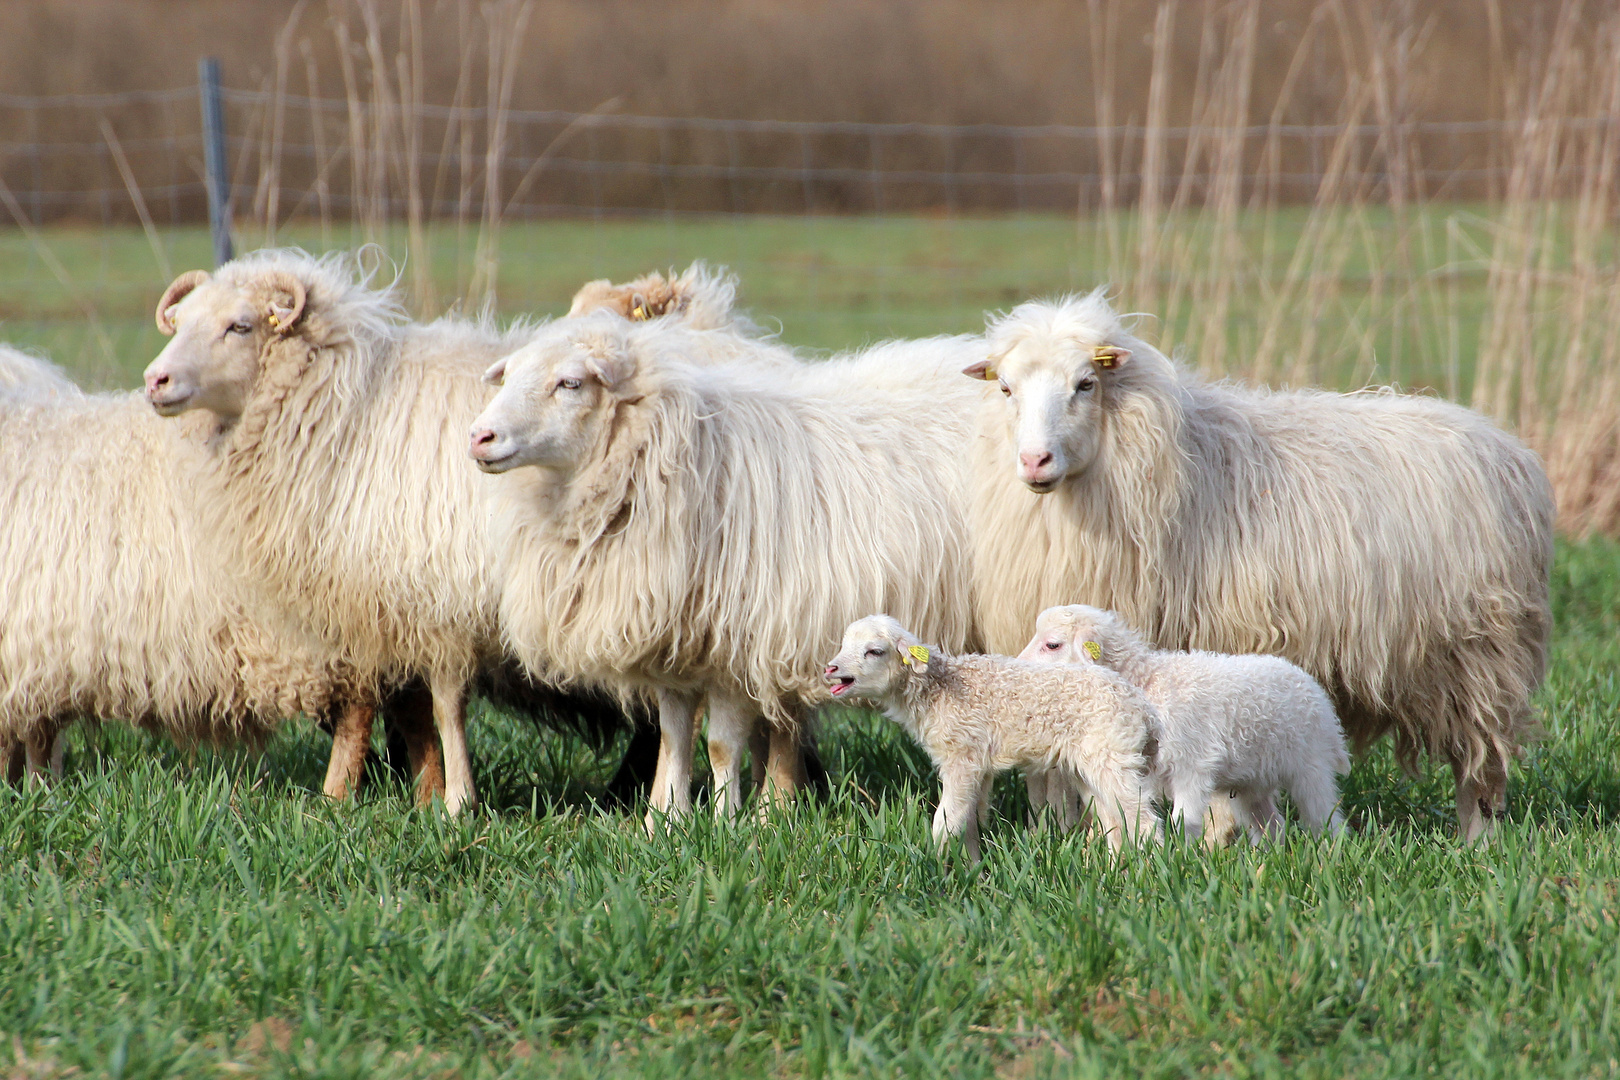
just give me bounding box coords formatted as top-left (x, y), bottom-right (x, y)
top-left (1082, 640), bottom-right (1102, 661)
top-left (267, 313), bottom-right (280, 328)
top-left (908, 645), bottom-right (930, 664)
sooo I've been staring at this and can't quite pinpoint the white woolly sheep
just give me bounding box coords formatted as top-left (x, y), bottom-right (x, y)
top-left (1020, 604), bottom-right (1350, 843)
top-left (0, 346), bottom-right (79, 402)
top-left (569, 262), bottom-right (756, 333)
top-left (0, 385), bottom-right (364, 788)
top-left (964, 291), bottom-right (1553, 841)
top-left (825, 614), bottom-right (1160, 860)
top-left (468, 312), bottom-right (987, 829)
top-left (140, 252), bottom-right (636, 815)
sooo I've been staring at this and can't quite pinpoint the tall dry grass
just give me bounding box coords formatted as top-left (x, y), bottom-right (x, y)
top-left (0, 0), bottom-right (1615, 534)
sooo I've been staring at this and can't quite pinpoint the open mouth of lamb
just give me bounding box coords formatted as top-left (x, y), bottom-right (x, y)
top-left (829, 676), bottom-right (856, 697)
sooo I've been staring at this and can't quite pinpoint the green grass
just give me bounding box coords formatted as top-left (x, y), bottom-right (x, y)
top-left (4, 537), bottom-right (1619, 1079)
top-left (0, 206), bottom-right (1565, 395)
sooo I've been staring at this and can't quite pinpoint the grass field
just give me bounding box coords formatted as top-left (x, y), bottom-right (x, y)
top-left (3, 217), bottom-right (1619, 1077)
top-left (2, 539), bottom-right (1618, 1079)
top-left (0, 209), bottom-right (1539, 394)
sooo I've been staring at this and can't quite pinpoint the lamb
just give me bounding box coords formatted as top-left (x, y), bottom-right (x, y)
top-left (824, 615), bottom-right (1159, 860)
top-left (140, 252), bottom-right (635, 815)
top-left (964, 291), bottom-right (1554, 841)
top-left (0, 382), bottom-right (365, 788)
top-left (467, 311), bottom-right (987, 829)
top-left (1020, 604), bottom-right (1350, 843)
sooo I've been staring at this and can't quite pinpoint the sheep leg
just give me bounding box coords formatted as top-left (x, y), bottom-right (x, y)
top-left (1453, 751), bottom-right (1507, 844)
top-left (386, 679), bottom-right (444, 807)
top-left (932, 764), bottom-right (984, 864)
top-left (646, 689), bottom-right (698, 834)
top-left (321, 696), bottom-right (375, 801)
top-left (976, 773), bottom-right (996, 831)
top-left (1168, 785), bottom-right (1209, 845)
top-left (705, 690), bottom-right (754, 820)
top-left (1024, 768), bottom-right (1050, 826)
top-left (1, 737), bottom-right (22, 786)
top-left (23, 724), bottom-right (62, 787)
top-left (748, 723), bottom-right (770, 791)
top-left (1240, 791), bottom-right (1284, 844)
top-left (430, 672), bottom-right (477, 816)
top-left (1082, 763), bottom-right (1159, 851)
top-left (1288, 767), bottom-right (1347, 836)
top-left (759, 722), bottom-right (808, 813)
top-left (1201, 793), bottom-right (1243, 849)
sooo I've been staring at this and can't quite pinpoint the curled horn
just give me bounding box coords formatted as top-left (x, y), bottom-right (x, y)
top-left (260, 270), bottom-right (308, 335)
top-left (154, 270), bottom-right (211, 334)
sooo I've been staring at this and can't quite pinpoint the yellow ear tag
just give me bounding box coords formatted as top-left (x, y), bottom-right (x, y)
top-left (1082, 640), bottom-right (1102, 661)
top-left (1092, 345), bottom-right (1120, 369)
top-left (908, 645), bottom-right (930, 664)
top-left (267, 314), bottom-right (280, 328)
top-left (630, 302), bottom-right (650, 321)
top-left (981, 366), bottom-right (997, 381)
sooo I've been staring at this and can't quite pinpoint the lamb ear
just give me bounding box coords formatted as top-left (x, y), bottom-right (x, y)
top-left (629, 291), bottom-right (653, 321)
top-left (1092, 345), bottom-right (1130, 369)
top-left (962, 358), bottom-right (998, 382)
top-left (483, 357), bottom-right (508, 386)
top-left (896, 633), bottom-right (932, 676)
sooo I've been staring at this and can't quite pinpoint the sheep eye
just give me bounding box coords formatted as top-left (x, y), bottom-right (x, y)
top-left (1075, 377), bottom-right (1095, 394)
top-left (865, 647), bottom-right (884, 658)
top-left (998, 379), bottom-right (1011, 397)
top-left (1044, 641), bottom-right (1063, 651)
top-left (558, 377), bottom-right (582, 391)
top-left (228, 321), bottom-right (253, 335)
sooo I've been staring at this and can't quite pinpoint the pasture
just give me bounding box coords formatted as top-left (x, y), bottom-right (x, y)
top-left (3, 217), bottom-right (1620, 1078)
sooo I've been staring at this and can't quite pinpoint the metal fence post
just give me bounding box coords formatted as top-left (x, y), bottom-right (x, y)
top-left (198, 57), bottom-right (233, 266)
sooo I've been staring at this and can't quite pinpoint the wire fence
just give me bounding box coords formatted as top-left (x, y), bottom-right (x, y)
top-left (0, 83), bottom-right (1613, 228)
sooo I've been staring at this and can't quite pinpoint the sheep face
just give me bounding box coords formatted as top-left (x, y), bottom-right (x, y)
top-left (144, 271), bottom-right (304, 421)
top-left (824, 614), bottom-right (932, 704)
top-left (965, 297), bottom-right (1131, 492)
top-left (1017, 604), bottom-right (1119, 666)
top-left (469, 326), bottom-right (631, 475)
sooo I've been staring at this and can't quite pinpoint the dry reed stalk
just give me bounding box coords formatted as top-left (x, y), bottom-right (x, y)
top-left (469, 0), bottom-right (532, 311)
top-left (300, 37), bottom-right (334, 243)
top-left (98, 117), bottom-right (172, 282)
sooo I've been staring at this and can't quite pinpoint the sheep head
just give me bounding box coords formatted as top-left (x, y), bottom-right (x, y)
top-left (825, 614), bottom-right (933, 705)
top-left (469, 314), bottom-right (640, 476)
top-left (144, 266), bottom-right (310, 421)
top-left (967, 290), bottom-right (1132, 492)
top-left (1017, 604), bottom-right (1128, 668)
top-left (567, 263), bottom-right (739, 331)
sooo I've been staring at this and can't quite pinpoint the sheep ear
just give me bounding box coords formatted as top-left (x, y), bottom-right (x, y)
top-left (483, 357), bottom-right (508, 386)
top-left (896, 635), bottom-right (931, 676)
top-left (584, 350), bottom-right (632, 388)
top-left (629, 291), bottom-right (653, 321)
top-left (1092, 345), bottom-right (1130, 369)
top-left (962, 359), bottom-right (998, 381)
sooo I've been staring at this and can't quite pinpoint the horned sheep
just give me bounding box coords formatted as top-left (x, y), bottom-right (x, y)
top-left (1020, 604), bottom-right (1350, 843)
top-left (825, 614), bottom-right (1160, 861)
top-left (965, 291), bottom-right (1553, 841)
top-left (141, 252), bottom-right (635, 814)
top-left (468, 312), bottom-right (988, 829)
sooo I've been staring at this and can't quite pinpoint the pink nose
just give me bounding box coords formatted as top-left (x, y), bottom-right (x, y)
top-left (1019, 450), bottom-right (1054, 475)
top-left (825, 664), bottom-right (840, 676)
top-left (145, 371), bottom-right (170, 394)
top-left (470, 428), bottom-right (496, 449)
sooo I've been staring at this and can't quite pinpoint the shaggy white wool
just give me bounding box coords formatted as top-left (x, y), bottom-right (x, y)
top-left (1022, 604), bottom-right (1350, 843)
top-left (826, 614), bottom-right (1160, 862)
top-left (967, 291), bottom-right (1553, 841)
top-left (0, 387), bottom-right (353, 775)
